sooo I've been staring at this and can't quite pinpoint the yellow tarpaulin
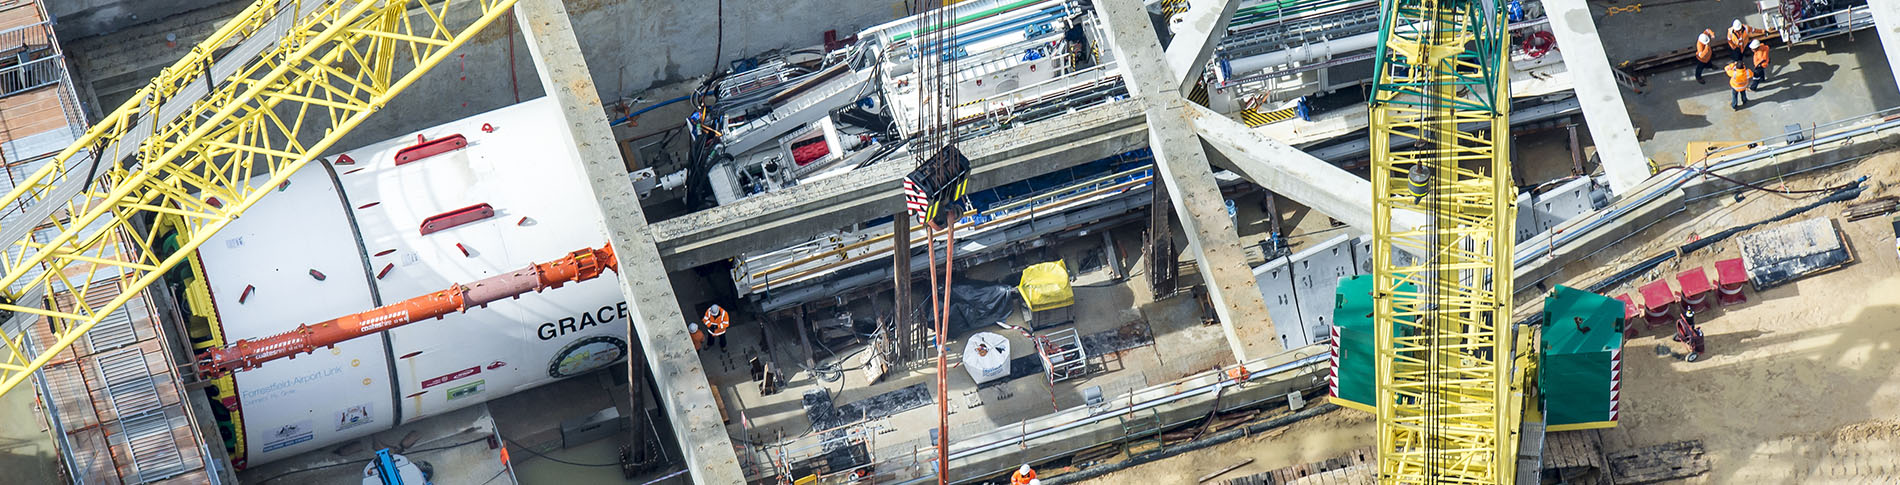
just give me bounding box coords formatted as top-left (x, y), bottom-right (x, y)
top-left (1018, 261), bottom-right (1074, 312)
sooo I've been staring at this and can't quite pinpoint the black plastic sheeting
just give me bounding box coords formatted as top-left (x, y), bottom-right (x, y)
top-left (1518, 181), bottom-right (1865, 326)
top-left (911, 278), bottom-right (1019, 335)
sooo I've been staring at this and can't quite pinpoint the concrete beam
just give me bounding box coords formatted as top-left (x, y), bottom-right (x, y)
top-left (1186, 103), bottom-right (1378, 232)
top-left (1102, 0), bottom-right (1280, 360)
top-left (650, 100), bottom-right (1148, 270)
top-left (1871, 0), bottom-right (1900, 93)
top-left (1543, 0), bottom-right (1650, 196)
top-left (513, 2), bottom-right (743, 483)
top-left (1163, 0), bottom-right (1241, 92)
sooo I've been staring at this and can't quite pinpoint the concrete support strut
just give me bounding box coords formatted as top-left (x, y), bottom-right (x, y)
top-left (1187, 103), bottom-right (1376, 232)
top-left (513, 1), bottom-right (744, 482)
top-left (1163, 0), bottom-right (1241, 92)
top-left (1871, 0), bottom-right (1900, 93)
top-left (1102, 0), bottom-right (1280, 360)
top-left (1543, 0), bottom-right (1649, 195)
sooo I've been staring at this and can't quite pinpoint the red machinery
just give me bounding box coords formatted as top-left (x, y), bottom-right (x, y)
top-left (1713, 257), bottom-right (1750, 305)
top-left (1613, 293), bottom-right (1641, 338)
top-left (198, 245), bottom-right (618, 377)
top-left (1637, 280), bottom-right (1679, 330)
top-left (1676, 267), bottom-right (1715, 312)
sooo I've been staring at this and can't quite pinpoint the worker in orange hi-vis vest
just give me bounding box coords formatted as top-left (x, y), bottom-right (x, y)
top-left (704, 304), bottom-right (732, 350)
top-left (1726, 61), bottom-right (1754, 110)
top-left (688, 321), bottom-right (706, 350)
top-left (1726, 19), bottom-right (1765, 62)
top-left (1750, 39), bottom-right (1771, 89)
top-left (1694, 29), bottom-right (1715, 84)
top-left (1011, 465), bottom-right (1037, 485)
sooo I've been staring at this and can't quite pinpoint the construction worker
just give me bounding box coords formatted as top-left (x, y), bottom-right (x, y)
top-left (1693, 29), bottom-right (1715, 84)
top-left (1750, 39), bottom-right (1771, 88)
top-left (1725, 61), bottom-right (1753, 110)
top-left (1725, 19), bottom-right (1764, 62)
top-left (688, 321), bottom-right (706, 350)
top-left (704, 304), bottom-right (731, 350)
top-left (1011, 464), bottom-right (1037, 485)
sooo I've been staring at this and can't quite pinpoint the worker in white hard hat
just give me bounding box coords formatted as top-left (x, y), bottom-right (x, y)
top-left (1726, 19), bottom-right (1765, 62)
top-left (1027, 480), bottom-right (1041, 485)
top-left (1749, 39), bottom-right (1771, 89)
top-left (704, 304), bottom-right (731, 350)
top-left (1693, 29), bottom-right (1715, 84)
top-left (1011, 464), bottom-right (1037, 485)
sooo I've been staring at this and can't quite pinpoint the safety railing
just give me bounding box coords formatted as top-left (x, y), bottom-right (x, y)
top-left (0, 19), bottom-right (52, 52)
top-left (1514, 105), bottom-right (1900, 269)
top-left (0, 53), bottom-right (60, 97)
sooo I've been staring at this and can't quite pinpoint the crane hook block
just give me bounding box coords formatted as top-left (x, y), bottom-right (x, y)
top-left (394, 134), bottom-right (468, 165)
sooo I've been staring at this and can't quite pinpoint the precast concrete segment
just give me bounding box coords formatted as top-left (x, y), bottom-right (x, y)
top-left (650, 100), bottom-right (1148, 271)
top-left (513, 1), bottom-right (744, 482)
top-left (1544, 0), bottom-right (1650, 195)
top-left (1101, 0), bottom-right (1280, 360)
top-left (1164, 0), bottom-right (1241, 92)
top-left (1872, 0), bottom-right (1900, 93)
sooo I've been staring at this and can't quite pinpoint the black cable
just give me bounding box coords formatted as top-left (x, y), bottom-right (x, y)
top-left (480, 467), bottom-right (509, 485)
top-left (1662, 164), bottom-right (1862, 195)
top-left (502, 437), bottom-right (621, 467)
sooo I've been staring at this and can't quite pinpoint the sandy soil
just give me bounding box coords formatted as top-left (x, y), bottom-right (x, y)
top-left (1580, 153), bottom-right (1900, 482)
top-left (1079, 408), bottom-right (1377, 484)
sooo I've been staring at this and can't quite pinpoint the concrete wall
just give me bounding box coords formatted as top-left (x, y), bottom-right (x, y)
top-left (47, 0), bottom-right (231, 39)
top-left (56, 0), bottom-right (914, 149)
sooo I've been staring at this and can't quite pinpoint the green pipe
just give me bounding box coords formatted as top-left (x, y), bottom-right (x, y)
top-left (893, 0), bottom-right (1046, 43)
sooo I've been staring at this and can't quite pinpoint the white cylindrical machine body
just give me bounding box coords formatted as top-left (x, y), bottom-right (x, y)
top-left (198, 98), bottom-right (630, 467)
top-left (1224, 30), bottom-right (1383, 75)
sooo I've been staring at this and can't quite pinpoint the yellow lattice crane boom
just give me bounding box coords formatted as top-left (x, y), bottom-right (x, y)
top-left (1368, 0), bottom-right (1519, 483)
top-left (0, 0), bottom-right (520, 397)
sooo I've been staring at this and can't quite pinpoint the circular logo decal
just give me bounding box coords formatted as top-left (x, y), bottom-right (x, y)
top-left (548, 336), bottom-right (628, 378)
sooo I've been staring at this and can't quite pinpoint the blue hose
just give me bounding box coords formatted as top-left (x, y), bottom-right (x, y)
top-left (609, 95), bottom-right (693, 127)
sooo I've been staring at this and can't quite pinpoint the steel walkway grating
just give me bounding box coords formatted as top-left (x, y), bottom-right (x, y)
top-left (120, 410), bottom-right (187, 483)
top-left (84, 305), bottom-right (137, 352)
top-left (98, 349), bottom-right (160, 416)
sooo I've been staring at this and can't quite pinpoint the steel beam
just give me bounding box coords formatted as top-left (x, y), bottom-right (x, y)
top-left (1871, 0), bottom-right (1900, 92)
top-left (1163, 0), bottom-right (1241, 92)
top-left (1543, 0), bottom-right (1650, 195)
top-left (1102, 0), bottom-right (1280, 360)
top-left (513, 1), bottom-right (744, 482)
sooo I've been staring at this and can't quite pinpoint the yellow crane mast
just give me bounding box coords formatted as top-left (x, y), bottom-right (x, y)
top-left (1367, 0), bottom-right (1519, 483)
top-left (0, 0), bottom-right (520, 397)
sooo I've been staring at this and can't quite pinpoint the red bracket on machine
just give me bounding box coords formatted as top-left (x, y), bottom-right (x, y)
top-left (419, 203), bottom-right (496, 235)
top-left (394, 133), bottom-right (468, 165)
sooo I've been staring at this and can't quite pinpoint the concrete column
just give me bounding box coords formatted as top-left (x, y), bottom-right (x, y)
top-left (1543, 0), bottom-right (1650, 196)
top-left (1871, 0), bottom-right (1900, 93)
top-left (1163, 0), bottom-right (1241, 92)
top-left (513, 1), bottom-right (744, 482)
top-left (1101, 1), bottom-right (1281, 360)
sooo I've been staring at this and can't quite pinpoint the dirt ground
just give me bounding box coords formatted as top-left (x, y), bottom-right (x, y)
top-left (1575, 152), bottom-right (1900, 483)
top-left (1078, 408), bottom-right (1377, 484)
top-left (1080, 150), bottom-right (1900, 483)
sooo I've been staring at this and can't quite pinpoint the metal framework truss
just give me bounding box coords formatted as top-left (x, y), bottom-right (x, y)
top-left (0, 0), bottom-right (520, 397)
top-left (1367, 0), bottom-right (1517, 483)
